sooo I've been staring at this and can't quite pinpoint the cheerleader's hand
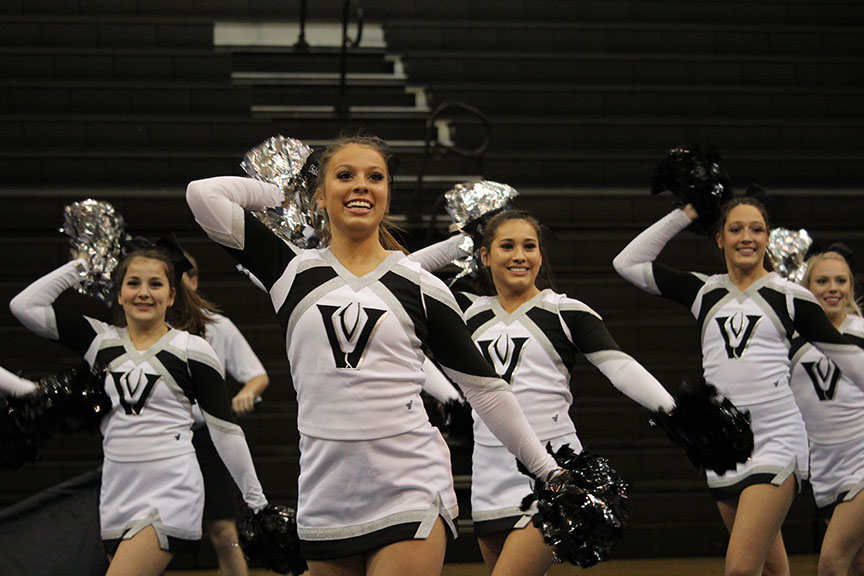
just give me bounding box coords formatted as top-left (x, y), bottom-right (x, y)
top-left (681, 203), bottom-right (699, 221)
top-left (650, 379), bottom-right (754, 475)
top-left (231, 390), bottom-right (259, 415)
top-left (238, 504), bottom-right (307, 575)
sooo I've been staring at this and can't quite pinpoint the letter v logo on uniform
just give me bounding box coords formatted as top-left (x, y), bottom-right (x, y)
top-left (318, 302), bottom-right (387, 369)
top-left (803, 357), bottom-right (842, 401)
top-left (477, 335), bottom-right (529, 383)
top-left (716, 312), bottom-right (762, 359)
top-left (111, 368), bottom-right (161, 415)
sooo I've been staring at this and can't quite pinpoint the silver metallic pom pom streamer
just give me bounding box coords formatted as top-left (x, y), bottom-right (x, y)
top-left (443, 181), bottom-right (519, 282)
top-left (444, 180), bottom-right (519, 232)
top-left (241, 135), bottom-right (324, 249)
top-left (59, 199), bottom-right (127, 302)
top-left (768, 228), bottom-right (813, 283)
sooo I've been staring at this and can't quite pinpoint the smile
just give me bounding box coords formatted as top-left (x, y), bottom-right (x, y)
top-left (345, 200), bottom-right (373, 209)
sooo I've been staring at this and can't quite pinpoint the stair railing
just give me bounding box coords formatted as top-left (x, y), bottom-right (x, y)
top-left (411, 101), bottom-right (492, 243)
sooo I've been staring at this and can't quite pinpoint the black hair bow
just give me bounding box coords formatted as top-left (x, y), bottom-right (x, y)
top-left (123, 233), bottom-right (194, 282)
top-left (805, 241), bottom-right (855, 271)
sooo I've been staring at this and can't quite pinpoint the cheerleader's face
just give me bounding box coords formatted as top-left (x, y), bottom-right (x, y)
top-left (716, 204), bottom-right (768, 273)
top-left (481, 219), bottom-right (542, 297)
top-left (316, 144), bottom-right (389, 240)
top-left (117, 257), bottom-right (175, 327)
top-left (808, 258), bottom-right (852, 322)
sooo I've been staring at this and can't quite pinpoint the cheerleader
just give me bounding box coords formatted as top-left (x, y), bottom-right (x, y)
top-left (186, 135), bottom-right (560, 576)
top-left (182, 252), bottom-right (270, 576)
top-left (613, 199), bottom-right (864, 576)
top-left (9, 247), bottom-right (268, 576)
top-left (414, 210), bottom-right (675, 574)
top-left (789, 248), bottom-right (864, 576)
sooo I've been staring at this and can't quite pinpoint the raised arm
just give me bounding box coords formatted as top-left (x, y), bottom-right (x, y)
top-left (186, 176), bottom-right (282, 249)
top-left (612, 207), bottom-right (706, 309)
top-left (186, 176), bottom-right (299, 291)
top-left (9, 259), bottom-right (85, 340)
top-left (9, 260), bottom-right (98, 357)
top-left (612, 208), bottom-right (694, 295)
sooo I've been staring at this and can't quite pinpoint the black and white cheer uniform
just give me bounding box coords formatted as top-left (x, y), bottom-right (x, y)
top-left (186, 176), bottom-right (557, 559)
top-left (614, 209), bottom-right (864, 499)
top-left (10, 260), bottom-right (267, 553)
top-left (790, 314), bottom-right (864, 509)
top-left (462, 290), bottom-right (675, 535)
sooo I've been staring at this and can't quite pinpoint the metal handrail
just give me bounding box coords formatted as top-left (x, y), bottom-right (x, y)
top-left (412, 101), bottom-right (492, 241)
top-left (336, 0), bottom-right (364, 116)
top-left (294, 0), bottom-right (309, 52)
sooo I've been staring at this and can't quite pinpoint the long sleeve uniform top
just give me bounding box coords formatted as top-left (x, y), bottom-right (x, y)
top-left (186, 176), bottom-right (558, 479)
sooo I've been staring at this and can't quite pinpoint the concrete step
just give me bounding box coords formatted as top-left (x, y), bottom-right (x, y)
top-left (229, 50), bottom-right (395, 75)
top-left (4, 0), bottom-right (862, 27)
top-left (401, 51), bottom-right (864, 88)
top-left (3, 146), bottom-right (864, 188)
top-left (0, 47), bottom-right (232, 81)
top-left (0, 15), bottom-right (214, 48)
top-left (450, 116), bottom-right (864, 152)
top-left (0, 81), bottom-right (251, 114)
top-left (250, 83), bottom-right (418, 108)
top-left (385, 20), bottom-right (864, 57)
top-left (423, 83), bottom-right (864, 118)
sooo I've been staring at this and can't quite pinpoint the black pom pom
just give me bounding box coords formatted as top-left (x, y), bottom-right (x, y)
top-left (651, 379), bottom-right (754, 475)
top-left (0, 363), bottom-right (109, 469)
top-left (651, 145), bottom-right (733, 236)
top-left (239, 504), bottom-right (307, 575)
top-left (40, 362), bottom-right (111, 434)
top-left (440, 398), bottom-right (473, 445)
top-left (0, 390), bottom-right (54, 468)
top-left (520, 444), bottom-right (629, 567)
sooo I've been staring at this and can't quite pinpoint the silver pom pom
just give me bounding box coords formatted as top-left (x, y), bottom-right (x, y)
top-left (442, 181), bottom-right (519, 280)
top-left (241, 135), bottom-right (324, 248)
top-left (59, 199), bottom-right (127, 301)
top-left (444, 180), bottom-right (519, 232)
top-left (767, 227), bottom-right (812, 283)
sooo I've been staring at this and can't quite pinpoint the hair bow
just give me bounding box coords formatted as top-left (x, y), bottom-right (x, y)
top-left (123, 233), bottom-right (194, 282)
top-left (805, 241), bottom-right (855, 271)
